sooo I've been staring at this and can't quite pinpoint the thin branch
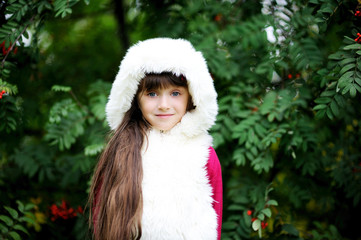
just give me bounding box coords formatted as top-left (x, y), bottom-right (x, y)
top-left (325, 0), bottom-right (343, 22)
top-left (69, 90), bottom-right (85, 110)
top-left (1, 15), bottom-right (35, 68)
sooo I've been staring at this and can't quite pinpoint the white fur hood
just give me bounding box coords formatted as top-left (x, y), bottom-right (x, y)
top-left (106, 38), bottom-right (218, 137)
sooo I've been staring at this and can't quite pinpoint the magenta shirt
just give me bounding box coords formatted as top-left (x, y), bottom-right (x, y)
top-left (206, 147), bottom-right (223, 240)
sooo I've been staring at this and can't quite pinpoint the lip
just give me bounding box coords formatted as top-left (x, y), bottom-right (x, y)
top-left (156, 114), bottom-right (174, 118)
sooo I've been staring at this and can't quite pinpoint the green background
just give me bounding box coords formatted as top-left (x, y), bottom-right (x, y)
top-left (1, 0), bottom-right (361, 239)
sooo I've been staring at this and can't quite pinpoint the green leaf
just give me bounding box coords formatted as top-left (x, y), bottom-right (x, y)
top-left (233, 151), bottom-right (246, 166)
top-left (341, 83), bottom-right (352, 95)
top-left (252, 219), bottom-right (261, 231)
top-left (228, 204), bottom-right (245, 211)
top-left (328, 51), bottom-right (344, 60)
top-left (0, 215), bottom-right (13, 226)
top-left (326, 107), bottom-right (333, 119)
top-left (18, 216), bottom-right (35, 225)
top-left (259, 91), bottom-right (277, 115)
top-left (261, 208), bottom-right (272, 218)
top-left (0, 223), bottom-right (8, 233)
top-left (13, 224), bottom-right (29, 235)
top-left (338, 71), bottom-right (354, 85)
top-left (24, 203), bottom-right (35, 211)
top-left (257, 213), bottom-right (265, 221)
top-left (320, 91), bottom-right (335, 97)
top-left (339, 58), bottom-right (355, 65)
top-left (330, 100), bottom-right (339, 116)
top-left (222, 221), bottom-right (237, 230)
top-left (355, 77), bottom-right (361, 87)
top-left (334, 94), bottom-right (345, 107)
top-left (4, 207), bottom-right (18, 219)
top-left (343, 44), bottom-right (361, 50)
top-left (16, 201), bottom-right (24, 213)
top-left (354, 83), bottom-right (361, 93)
top-left (340, 63), bottom-right (355, 75)
top-left (9, 231), bottom-right (21, 240)
top-left (349, 85), bottom-right (357, 97)
top-left (314, 97), bottom-right (332, 104)
top-left (267, 113), bottom-right (275, 122)
top-left (51, 85), bottom-right (71, 92)
top-left (266, 199), bottom-right (278, 206)
top-left (313, 104), bottom-right (327, 110)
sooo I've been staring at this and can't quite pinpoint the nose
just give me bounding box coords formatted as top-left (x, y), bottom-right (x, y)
top-left (158, 95), bottom-right (170, 110)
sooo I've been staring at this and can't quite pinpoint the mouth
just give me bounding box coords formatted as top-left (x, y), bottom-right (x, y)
top-left (156, 114), bottom-right (174, 118)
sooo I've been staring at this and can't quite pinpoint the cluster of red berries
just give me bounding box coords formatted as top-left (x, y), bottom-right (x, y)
top-left (355, 33), bottom-right (361, 44)
top-left (0, 90), bottom-right (6, 99)
top-left (49, 200), bottom-right (83, 221)
top-left (261, 221), bottom-right (269, 229)
top-left (247, 210), bottom-right (269, 229)
top-left (287, 73), bottom-right (301, 80)
top-left (355, 10), bottom-right (361, 17)
top-left (0, 41), bottom-right (18, 56)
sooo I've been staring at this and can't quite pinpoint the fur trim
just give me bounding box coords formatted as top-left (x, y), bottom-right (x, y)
top-left (141, 129), bottom-right (218, 240)
top-left (106, 38), bottom-right (218, 137)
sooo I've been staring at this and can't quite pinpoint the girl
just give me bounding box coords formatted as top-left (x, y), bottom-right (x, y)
top-left (88, 38), bottom-right (222, 240)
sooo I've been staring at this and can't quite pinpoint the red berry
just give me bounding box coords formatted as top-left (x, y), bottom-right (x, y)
top-left (1, 90), bottom-right (5, 94)
top-left (247, 210), bottom-right (252, 216)
top-left (251, 217), bottom-right (257, 222)
top-left (261, 221), bottom-right (268, 229)
top-left (288, 74), bottom-right (293, 79)
top-left (355, 34), bottom-right (361, 43)
top-left (77, 206), bottom-right (84, 214)
top-left (214, 14), bottom-right (222, 22)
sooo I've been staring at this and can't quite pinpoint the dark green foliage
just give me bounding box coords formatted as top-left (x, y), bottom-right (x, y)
top-left (0, 201), bottom-right (35, 240)
top-left (1, 0), bottom-right (361, 239)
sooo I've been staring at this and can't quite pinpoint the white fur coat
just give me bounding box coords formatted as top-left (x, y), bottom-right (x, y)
top-left (141, 128), bottom-right (217, 240)
top-left (105, 38), bottom-right (219, 239)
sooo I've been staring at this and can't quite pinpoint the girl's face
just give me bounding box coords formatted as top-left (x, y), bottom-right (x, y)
top-left (138, 84), bottom-right (190, 131)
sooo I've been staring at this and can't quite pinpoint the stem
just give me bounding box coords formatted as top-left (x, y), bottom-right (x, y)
top-left (1, 15), bottom-right (35, 68)
top-left (69, 90), bottom-right (84, 110)
top-left (325, 1), bottom-right (343, 22)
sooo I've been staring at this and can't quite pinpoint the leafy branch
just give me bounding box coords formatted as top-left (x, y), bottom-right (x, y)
top-left (1, 15), bottom-right (35, 68)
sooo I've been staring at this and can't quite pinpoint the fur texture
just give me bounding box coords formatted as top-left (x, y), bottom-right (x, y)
top-left (105, 38), bottom-right (219, 239)
top-left (141, 129), bottom-right (217, 240)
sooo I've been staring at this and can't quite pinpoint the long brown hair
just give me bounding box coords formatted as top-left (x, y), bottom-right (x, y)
top-left (88, 72), bottom-right (191, 240)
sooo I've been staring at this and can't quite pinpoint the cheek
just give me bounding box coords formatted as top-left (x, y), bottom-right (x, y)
top-left (181, 97), bottom-right (190, 113)
top-left (138, 97), bottom-right (149, 114)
